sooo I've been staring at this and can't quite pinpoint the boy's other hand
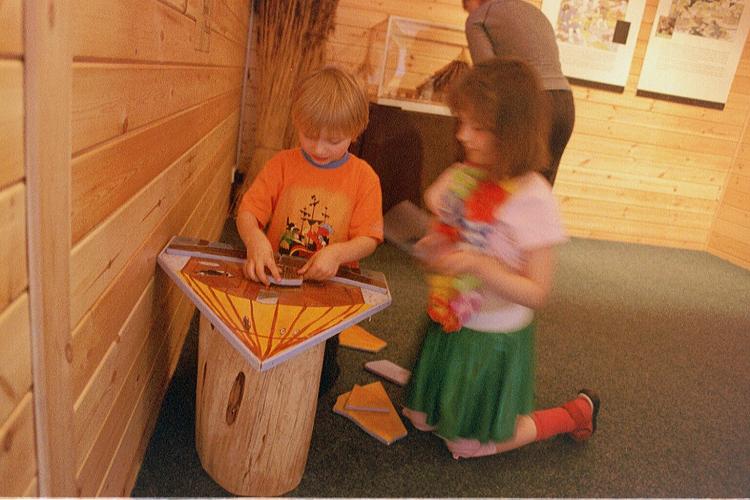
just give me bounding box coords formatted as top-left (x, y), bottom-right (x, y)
top-left (243, 237), bottom-right (281, 286)
top-left (297, 246), bottom-right (340, 281)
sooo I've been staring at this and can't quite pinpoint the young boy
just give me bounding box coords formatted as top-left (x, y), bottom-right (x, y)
top-left (236, 66), bottom-right (383, 395)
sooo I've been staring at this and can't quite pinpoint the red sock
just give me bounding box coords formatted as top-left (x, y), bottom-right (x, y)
top-left (531, 407), bottom-right (576, 441)
top-left (531, 396), bottom-right (592, 441)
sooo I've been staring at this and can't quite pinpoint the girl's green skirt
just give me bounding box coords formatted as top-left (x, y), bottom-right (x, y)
top-left (406, 319), bottom-right (535, 443)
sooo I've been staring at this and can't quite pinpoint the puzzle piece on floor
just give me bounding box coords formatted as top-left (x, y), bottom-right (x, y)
top-left (345, 383), bottom-right (390, 413)
top-left (334, 382), bottom-right (407, 445)
top-left (339, 325), bottom-right (387, 352)
top-left (364, 359), bottom-right (411, 386)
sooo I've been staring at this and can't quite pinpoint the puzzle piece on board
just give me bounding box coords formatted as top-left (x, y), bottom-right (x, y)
top-left (364, 359), bottom-right (411, 386)
top-left (267, 265), bottom-right (303, 286)
top-left (339, 325), bottom-right (387, 352)
top-left (334, 382), bottom-right (407, 445)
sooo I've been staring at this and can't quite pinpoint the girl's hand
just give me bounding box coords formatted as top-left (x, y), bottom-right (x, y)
top-left (429, 248), bottom-right (480, 276)
top-left (413, 232), bottom-right (455, 264)
top-left (297, 246), bottom-right (341, 281)
top-left (243, 235), bottom-right (281, 286)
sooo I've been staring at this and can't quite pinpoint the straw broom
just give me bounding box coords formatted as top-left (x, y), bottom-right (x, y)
top-left (241, 0), bottom-right (338, 197)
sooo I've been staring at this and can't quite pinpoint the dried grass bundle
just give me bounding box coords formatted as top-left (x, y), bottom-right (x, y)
top-left (245, 0), bottom-right (338, 185)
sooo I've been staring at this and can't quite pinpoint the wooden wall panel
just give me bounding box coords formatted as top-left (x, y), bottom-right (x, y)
top-left (0, 182), bottom-right (27, 311)
top-left (65, 0), bottom-right (249, 496)
top-left (25, 0), bottom-right (76, 495)
top-left (72, 64), bottom-right (243, 154)
top-left (70, 114), bottom-right (238, 397)
top-left (238, 12), bottom-right (257, 171)
top-left (5, 0), bottom-right (249, 495)
top-left (72, 122), bottom-right (236, 475)
top-left (71, 0), bottom-right (245, 67)
top-left (71, 89), bottom-right (240, 243)
top-left (1, 2), bottom-right (37, 496)
top-left (0, 62), bottom-right (24, 188)
top-left (97, 157), bottom-right (231, 498)
top-left (70, 112), bottom-right (238, 330)
top-left (0, 0), bottom-right (23, 57)
top-left (0, 294), bottom-right (32, 425)
top-left (77, 148), bottom-right (232, 498)
top-left (0, 394), bottom-right (37, 496)
top-left (188, 0), bottom-right (248, 45)
top-left (709, 168), bottom-right (750, 267)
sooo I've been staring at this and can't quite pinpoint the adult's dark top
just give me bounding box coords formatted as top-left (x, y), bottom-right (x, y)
top-left (465, 0), bottom-right (570, 91)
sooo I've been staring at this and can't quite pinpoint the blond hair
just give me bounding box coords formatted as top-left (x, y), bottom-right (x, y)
top-left (447, 57), bottom-right (551, 178)
top-left (290, 66), bottom-right (369, 139)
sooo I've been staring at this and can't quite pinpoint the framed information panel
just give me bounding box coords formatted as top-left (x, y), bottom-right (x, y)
top-left (542, 0), bottom-right (646, 89)
top-left (637, 0), bottom-right (750, 108)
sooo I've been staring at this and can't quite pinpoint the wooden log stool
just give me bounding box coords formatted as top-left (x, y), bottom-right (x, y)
top-left (156, 237), bottom-right (391, 495)
top-left (194, 315), bottom-right (324, 496)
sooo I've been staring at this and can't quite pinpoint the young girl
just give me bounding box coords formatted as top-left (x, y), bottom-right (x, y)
top-left (403, 57), bottom-right (600, 459)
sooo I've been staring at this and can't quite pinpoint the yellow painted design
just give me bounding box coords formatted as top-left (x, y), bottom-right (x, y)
top-left (180, 273), bottom-right (372, 362)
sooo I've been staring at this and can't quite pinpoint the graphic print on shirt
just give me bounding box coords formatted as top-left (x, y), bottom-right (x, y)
top-left (277, 194), bottom-right (336, 259)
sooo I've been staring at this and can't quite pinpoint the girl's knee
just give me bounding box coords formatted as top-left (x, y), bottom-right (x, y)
top-left (402, 407), bottom-right (437, 432)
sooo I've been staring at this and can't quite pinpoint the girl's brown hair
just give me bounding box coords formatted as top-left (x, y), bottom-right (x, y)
top-left (291, 66), bottom-right (369, 140)
top-left (447, 57), bottom-right (551, 178)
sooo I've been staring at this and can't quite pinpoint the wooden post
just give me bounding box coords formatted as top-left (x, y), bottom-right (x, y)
top-left (195, 314), bottom-right (323, 496)
top-left (24, 0), bottom-right (76, 496)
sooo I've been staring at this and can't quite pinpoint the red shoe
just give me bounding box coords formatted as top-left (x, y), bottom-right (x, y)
top-left (563, 388), bottom-right (600, 442)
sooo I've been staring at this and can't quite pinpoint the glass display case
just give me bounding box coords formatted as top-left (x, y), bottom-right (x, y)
top-left (376, 16), bottom-right (470, 116)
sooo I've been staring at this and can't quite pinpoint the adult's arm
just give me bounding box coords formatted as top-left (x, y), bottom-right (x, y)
top-left (465, 8), bottom-right (495, 64)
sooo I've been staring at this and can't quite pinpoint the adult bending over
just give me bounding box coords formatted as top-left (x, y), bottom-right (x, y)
top-left (464, 0), bottom-right (575, 186)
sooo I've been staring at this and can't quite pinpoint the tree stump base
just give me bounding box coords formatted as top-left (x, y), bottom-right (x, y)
top-left (195, 314), bottom-right (323, 496)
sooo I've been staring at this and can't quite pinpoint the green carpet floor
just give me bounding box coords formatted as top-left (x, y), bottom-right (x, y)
top-left (132, 227), bottom-right (750, 497)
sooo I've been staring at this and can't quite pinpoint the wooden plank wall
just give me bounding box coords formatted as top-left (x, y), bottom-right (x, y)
top-left (0, 1), bottom-right (38, 496)
top-left (318, 0), bottom-right (750, 267)
top-left (238, 11), bottom-right (257, 172)
top-left (708, 123), bottom-right (750, 268)
top-left (67, 0), bottom-right (248, 495)
top-left (1, 0), bottom-right (249, 496)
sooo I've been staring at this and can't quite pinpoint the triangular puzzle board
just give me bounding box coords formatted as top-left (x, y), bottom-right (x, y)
top-left (158, 236), bottom-right (392, 371)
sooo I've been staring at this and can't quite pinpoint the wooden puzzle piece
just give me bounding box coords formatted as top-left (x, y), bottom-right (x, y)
top-left (339, 325), bottom-right (387, 352)
top-left (345, 384), bottom-right (390, 413)
top-left (364, 359), bottom-right (411, 386)
top-left (268, 256), bottom-right (304, 286)
top-left (333, 382), bottom-right (407, 445)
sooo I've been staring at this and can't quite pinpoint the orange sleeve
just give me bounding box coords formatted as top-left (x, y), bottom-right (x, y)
top-left (236, 155), bottom-right (283, 228)
top-left (348, 160), bottom-right (384, 243)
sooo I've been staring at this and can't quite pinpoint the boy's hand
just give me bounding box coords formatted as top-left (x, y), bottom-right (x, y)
top-left (297, 246), bottom-right (340, 281)
top-left (243, 236), bottom-right (281, 287)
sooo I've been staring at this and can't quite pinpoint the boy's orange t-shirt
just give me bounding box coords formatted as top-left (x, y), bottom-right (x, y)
top-left (237, 148), bottom-right (383, 257)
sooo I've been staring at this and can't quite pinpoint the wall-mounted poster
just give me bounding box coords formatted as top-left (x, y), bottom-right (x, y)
top-left (637, 0), bottom-right (750, 108)
top-left (542, 0), bottom-right (646, 90)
